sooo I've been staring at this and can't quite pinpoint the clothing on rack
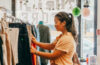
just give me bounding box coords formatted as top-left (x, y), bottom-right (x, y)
top-left (9, 23), bottom-right (32, 65)
top-left (38, 24), bottom-right (50, 65)
top-left (5, 30), bottom-right (12, 65)
top-left (35, 26), bottom-right (41, 65)
top-left (27, 24), bottom-right (40, 65)
top-left (0, 34), bottom-right (8, 65)
top-left (31, 25), bottom-right (37, 38)
top-left (27, 25), bottom-right (32, 46)
top-left (5, 28), bottom-right (19, 65)
top-left (0, 20), bottom-right (11, 65)
top-left (0, 30), bottom-right (14, 65)
top-left (31, 25), bottom-right (37, 65)
top-left (1, 14), bottom-right (39, 65)
top-left (1, 15), bottom-right (39, 65)
top-left (38, 24), bottom-right (50, 43)
top-left (0, 61), bottom-right (1, 65)
top-left (27, 25), bottom-right (37, 65)
top-left (0, 36), bottom-right (3, 65)
top-left (1, 20), bottom-right (17, 65)
top-left (31, 43), bottom-right (36, 65)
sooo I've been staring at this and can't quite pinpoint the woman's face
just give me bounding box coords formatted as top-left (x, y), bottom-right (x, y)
top-left (54, 17), bottom-right (66, 31)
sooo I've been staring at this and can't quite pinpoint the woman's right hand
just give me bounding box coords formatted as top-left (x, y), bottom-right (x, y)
top-left (31, 35), bottom-right (38, 44)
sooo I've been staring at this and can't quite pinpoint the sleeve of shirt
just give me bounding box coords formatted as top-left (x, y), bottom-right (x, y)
top-left (55, 36), bottom-right (74, 53)
top-left (51, 34), bottom-right (62, 45)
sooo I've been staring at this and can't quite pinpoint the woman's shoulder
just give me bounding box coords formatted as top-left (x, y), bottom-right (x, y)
top-left (59, 34), bottom-right (74, 42)
top-left (62, 33), bottom-right (73, 39)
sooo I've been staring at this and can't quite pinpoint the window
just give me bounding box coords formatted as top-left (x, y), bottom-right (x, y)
top-left (81, 0), bottom-right (96, 58)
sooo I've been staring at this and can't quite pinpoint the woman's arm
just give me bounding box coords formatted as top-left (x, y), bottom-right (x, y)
top-left (32, 34), bottom-right (56, 50)
top-left (34, 41), bottom-right (55, 50)
top-left (31, 47), bottom-right (66, 60)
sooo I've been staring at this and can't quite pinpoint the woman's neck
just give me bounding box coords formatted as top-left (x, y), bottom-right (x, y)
top-left (62, 29), bottom-right (72, 36)
top-left (62, 29), bottom-right (68, 35)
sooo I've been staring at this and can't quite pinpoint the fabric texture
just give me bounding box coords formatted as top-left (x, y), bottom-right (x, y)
top-left (27, 25), bottom-right (37, 65)
top-left (5, 28), bottom-right (19, 65)
top-left (31, 25), bottom-right (37, 65)
top-left (9, 23), bottom-right (32, 65)
top-left (27, 25), bottom-right (32, 47)
top-left (0, 21), bottom-right (11, 65)
top-left (31, 43), bottom-right (36, 65)
top-left (38, 24), bottom-right (50, 43)
top-left (5, 30), bottom-right (12, 65)
top-left (31, 25), bottom-right (37, 38)
top-left (35, 26), bottom-right (41, 65)
top-left (0, 34), bottom-right (8, 65)
top-left (0, 36), bottom-right (3, 65)
top-left (38, 24), bottom-right (50, 65)
top-left (50, 33), bottom-right (76, 65)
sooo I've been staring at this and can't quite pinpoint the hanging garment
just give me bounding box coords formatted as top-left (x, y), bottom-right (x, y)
top-left (27, 25), bottom-right (32, 47)
top-left (31, 43), bottom-right (36, 65)
top-left (38, 24), bottom-right (50, 65)
top-left (0, 34), bottom-right (8, 65)
top-left (9, 23), bottom-right (32, 65)
top-left (31, 25), bottom-right (37, 38)
top-left (1, 21), bottom-right (9, 33)
top-left (0, 36), bottom-right (3, 65)
top-left (31, 25), bottom-right (37, 65)
top-left (38, 24), bottom-right (50, 43)
top-left (0, 23), bottom-right (2, 33)
top-left (35, 26), bottom-right (41, 65)
top-left (27, 25), bottom-right (37, 65)
top-left (0, 28), bottom-right (19, 65)
top-left (31, 25), bottom-right (41, 65)
top-left (5, 30), bottom-right (11, 65)
top-left (5, 28), bottom-right (19, 65)
top-left (0, 20), bottom-right (11, 65)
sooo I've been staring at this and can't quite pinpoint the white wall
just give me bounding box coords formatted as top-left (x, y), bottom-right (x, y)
top-left (97, 0), bottom-right (100, 64)
top-left (0, 0), bottom-right (11, 12)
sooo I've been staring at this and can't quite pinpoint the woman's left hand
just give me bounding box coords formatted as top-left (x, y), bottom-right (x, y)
top-left (30, 46), bottom-right (37, 54)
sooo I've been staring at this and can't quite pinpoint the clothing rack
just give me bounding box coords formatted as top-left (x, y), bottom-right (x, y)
top-left (0, 7), bottom-right (31, 24)
top-left (0, 13), bottom-right (31, 25)
top-left (0, 15), bottom-right (38, 65)
top-left (6, 15), bottom-right (23, 23)
top-left (0, 7), bottom-right (11, 13)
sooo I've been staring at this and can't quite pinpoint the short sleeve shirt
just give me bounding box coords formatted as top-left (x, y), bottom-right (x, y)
top-left (50, 33), bottom-right (76, 65)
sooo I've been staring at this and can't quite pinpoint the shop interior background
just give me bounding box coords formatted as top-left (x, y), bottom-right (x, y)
top-left (0, 0), bottom-right (99, 65)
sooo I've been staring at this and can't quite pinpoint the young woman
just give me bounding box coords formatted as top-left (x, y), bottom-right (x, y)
top-left (31, 12), bottom-right (78, 65)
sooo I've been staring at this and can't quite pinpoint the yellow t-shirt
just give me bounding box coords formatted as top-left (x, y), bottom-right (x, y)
top-left (50, 33), bottom-right (76, 65)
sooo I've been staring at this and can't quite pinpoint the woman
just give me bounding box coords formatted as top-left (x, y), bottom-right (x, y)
top-left (31, 12), bottom-right (77, 65)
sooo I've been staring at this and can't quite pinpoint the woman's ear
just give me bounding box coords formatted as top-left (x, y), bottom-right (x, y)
top-left (62, 21), bottom-right (66, 26)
